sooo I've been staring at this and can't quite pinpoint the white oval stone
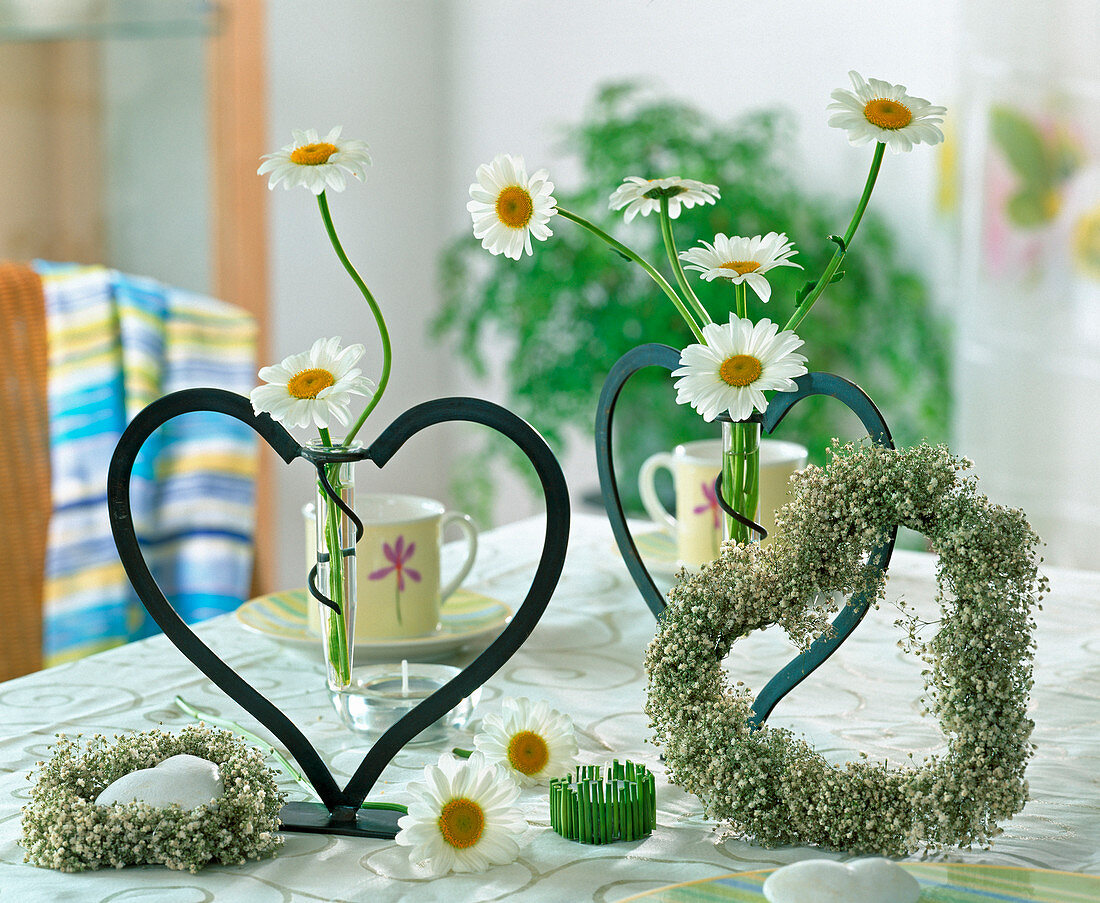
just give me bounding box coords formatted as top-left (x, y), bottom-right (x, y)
top-left (95, 753), bottom-right (224, 811)
top-left (763, 858), bottom-right (920, 903)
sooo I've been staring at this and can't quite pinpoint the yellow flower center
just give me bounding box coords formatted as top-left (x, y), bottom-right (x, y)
top-left (719, 354), bottom-right (763, 387)
top-left (287, 367), bottom-right (336, 399)
top-left (507, 730), bottom-right (550, 775)
top-left (437, 797), bottom-right (485, 849)
top-left (862, 98), bottom-right (913, 130)
top-left (496, 185), bottom-right (534, 229)
top-left (290, 142), bottom-right (339, 166)
top-left (720, 260), bottom-right (761, 275)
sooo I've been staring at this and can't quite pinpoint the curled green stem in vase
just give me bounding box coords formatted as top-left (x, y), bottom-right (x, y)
top-left (317, 427), bottom-right (352, 688)
top-left (310, 191), bottom-right (394, 687)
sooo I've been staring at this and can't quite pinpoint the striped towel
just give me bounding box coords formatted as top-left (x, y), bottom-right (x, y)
top-left (36, 262), bottom-right (259, 666)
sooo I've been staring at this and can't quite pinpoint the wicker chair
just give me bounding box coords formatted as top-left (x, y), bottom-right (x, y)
top-left (0, 261), bottom-right (50, 680)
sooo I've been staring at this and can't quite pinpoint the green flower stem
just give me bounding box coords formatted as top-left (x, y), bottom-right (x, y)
top-left (452, 747), bottom-right (473, 758)
top-left (555, 206), bottom-right (706, 343)
top-left (723, 420), bottom-right (761, 545)
top-left (174, 696), bottom-right (317, 799)
top-left (357, 801), bottom-right (411, 813)
top-left (659, 197), bottom-right (712, 328)
top-left (745, 428), bottom-right (759, 528)
top-left (315, 191), bottom-right (391, 445)
top-left (783, 141), bottom-right (885, 332)
top-left (722, 430), bottom-right (739, 542)
top-left (173, 697), bottom-right (408, 814)
top-left (317, 427), bottom-right (351, 688)
top-left (724, 285), bottom-right (756, 539)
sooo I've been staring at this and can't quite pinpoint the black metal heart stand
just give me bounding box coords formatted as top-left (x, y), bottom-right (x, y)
top-left (107, 388), bottom-right (569, 838)
top-left (594, 343), bottom-right (897, 725)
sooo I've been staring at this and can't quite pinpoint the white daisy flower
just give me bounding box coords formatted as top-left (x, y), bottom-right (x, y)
top-left (467, 154), bottom-right (557, 260)
top-left (473, 697), bottom-right (579, 787)
top-left (249, 336), bottom-right (376, 430)
top-left (609, 176), bottom-right (720, 223)
top-left (828, 71), bottom-right (946, 154)
top-left (678, 232), bottom-right (802, 304)
top-left (673, 316), bottom-right (808, 422)
top-left (258, 126), bottom-right (372, 194)
top-left (395, 752), bottom-right (526, 877)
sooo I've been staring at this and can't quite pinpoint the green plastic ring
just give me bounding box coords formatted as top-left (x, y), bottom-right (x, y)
top-left (549, 760), bottom-right (656, 844)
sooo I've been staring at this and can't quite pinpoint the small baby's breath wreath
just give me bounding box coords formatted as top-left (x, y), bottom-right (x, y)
top-left (21, 725), bottom-right (285, 872)
top-left (645, 442), bottom-right (1047, 856)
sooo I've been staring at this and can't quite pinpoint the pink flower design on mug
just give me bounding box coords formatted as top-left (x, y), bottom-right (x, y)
top-left (369, 536), bottom-right (422, 591)
top-left (694, 481), bottom-right (720, 530)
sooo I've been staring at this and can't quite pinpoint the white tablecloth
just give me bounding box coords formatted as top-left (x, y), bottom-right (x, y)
top-left (1, 513), bottom-right (1098, 901)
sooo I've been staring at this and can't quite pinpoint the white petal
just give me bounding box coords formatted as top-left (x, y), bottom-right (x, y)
top-left (743, 272), bottom-right (772, 303)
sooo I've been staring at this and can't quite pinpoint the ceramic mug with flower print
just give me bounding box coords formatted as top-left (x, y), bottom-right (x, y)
top-left (638, 438), bottom-right (808, 568)
top-left (305, 494), bottom-right (478, 640)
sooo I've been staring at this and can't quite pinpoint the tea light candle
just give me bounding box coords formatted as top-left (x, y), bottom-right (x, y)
top-left (330, 661), bottom-right (476, 741)
top-left (362, 659), bottom-right (444, 705)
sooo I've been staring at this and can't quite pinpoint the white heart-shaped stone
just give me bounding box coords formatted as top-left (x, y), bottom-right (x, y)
top-left (95, 753), bottom-right (224, 811)
top-left (763, 857), bottom-right (920, 903)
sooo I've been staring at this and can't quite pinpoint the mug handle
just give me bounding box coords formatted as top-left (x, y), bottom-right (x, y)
top-left (638, 452), bottom-right (678, 534)
top-left (440, 512), bottom-right (478, 602)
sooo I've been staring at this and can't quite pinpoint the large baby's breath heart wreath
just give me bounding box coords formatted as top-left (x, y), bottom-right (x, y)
top-left (645, 442), bottom-right (1046, 856)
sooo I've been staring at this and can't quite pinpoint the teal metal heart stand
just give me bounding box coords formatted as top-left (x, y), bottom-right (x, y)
top-left (108, 388), bottom-right (570, 838)
top-left (594, 343), bottom-right (896, 726)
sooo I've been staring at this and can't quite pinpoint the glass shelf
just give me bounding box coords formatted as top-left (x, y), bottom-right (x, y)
top-left (0, 0), bottom-right (216, 43)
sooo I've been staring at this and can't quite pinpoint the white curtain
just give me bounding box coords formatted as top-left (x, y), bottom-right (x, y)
top-left (955, 0), bottom-right (1100, 569)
